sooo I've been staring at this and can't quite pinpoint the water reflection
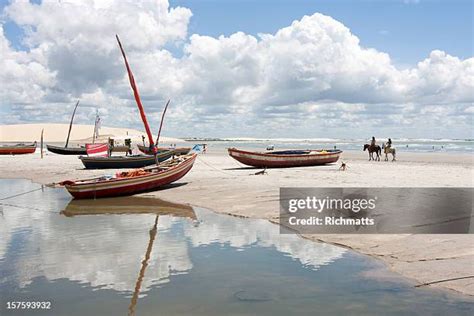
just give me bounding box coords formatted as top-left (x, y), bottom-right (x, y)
top-left (1, 179), bottom-right (472, 316)
top-left (0, 180), bottom-right (345, 311)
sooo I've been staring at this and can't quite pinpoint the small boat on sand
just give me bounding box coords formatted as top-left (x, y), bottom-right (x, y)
top-left (138, 144), bottom-right (191, 156)
top-left (61, 153), bottom-right (197, 199)
top-left (46, 100), bottom-right (89, 155)
top-left (0, 142), bottom-right (37, 155)
top-left (47, 144), bottom-right (86, 155)
top-left (79, 150), bottom-right (174, 169)
top-left (228, 148), bottom-right (342, 168)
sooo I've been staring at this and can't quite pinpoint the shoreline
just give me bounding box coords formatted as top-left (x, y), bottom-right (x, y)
top-left (0, 148), bottom-right (473, 296)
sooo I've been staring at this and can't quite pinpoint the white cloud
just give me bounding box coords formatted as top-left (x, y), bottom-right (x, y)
top-left (0, 1), bottom-right (472, 138)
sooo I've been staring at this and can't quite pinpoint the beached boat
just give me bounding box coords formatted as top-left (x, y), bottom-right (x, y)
top-left (138, 144), bottom-right (191, 156)
top-left (46, 144), bottom-right (87, 155)
top-left (79, 150), bottom-right (174, 169)
top-left (0, 142), bottom-right (37, 155)
top-left (47, 100), bottom-right (89, 155)
top-left (228, 148), bottom-right (342, 168)
top-left (61, 153), bottom-right (197, 199)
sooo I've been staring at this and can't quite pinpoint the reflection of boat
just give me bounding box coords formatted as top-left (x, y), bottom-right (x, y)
top-left (228, 148), bottom-right (342, 168)
top-left (138, 144), bottom-right (190, 156)
top-left (79, 151), bottom-right (174, 169)
top-left (61, 196), bottom-right (196, 219)
top-left (61, 153), bottom-right (197, 199)
top-left (0, 142), bottom-right (37, 155)
top-left (60, 194), bottom-right (197, 316)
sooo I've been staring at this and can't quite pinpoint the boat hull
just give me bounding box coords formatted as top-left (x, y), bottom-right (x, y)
top-left (47, 144), bottom-right (87, 155)
top-left (65, 154), bottom-right (197, 199)
top-left (0, 142), bottom-right (36, 155)
top-left (79, 151), bottom-right (174, 169)
top-left (138, 145), bottom-right (191, 156)
top-left (228, 148), bottom-right (342, 168)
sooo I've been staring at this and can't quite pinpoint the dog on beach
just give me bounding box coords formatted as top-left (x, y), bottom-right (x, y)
top-left (339, 162), bottom-right (348, 171)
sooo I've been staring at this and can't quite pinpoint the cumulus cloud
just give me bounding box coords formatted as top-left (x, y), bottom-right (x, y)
top-left (0, 1), bottom-right (472, 137)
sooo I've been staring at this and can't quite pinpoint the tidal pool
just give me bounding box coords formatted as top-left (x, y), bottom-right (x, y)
top-left (0, 179), bottom-right (473, 315)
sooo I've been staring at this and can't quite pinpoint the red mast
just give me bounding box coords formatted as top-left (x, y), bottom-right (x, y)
top-left (116, 35), bottom-right (157, 154)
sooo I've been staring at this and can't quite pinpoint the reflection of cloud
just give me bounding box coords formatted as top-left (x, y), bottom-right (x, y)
top-left (0, 186), bottom-right (345, 296)
top-left (187, 209), bottom-right (346, 270)
top-left (0, 201), bottom-right (193, 294)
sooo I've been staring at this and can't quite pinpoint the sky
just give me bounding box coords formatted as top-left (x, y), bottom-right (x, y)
top-left (0, 0), bottom-right (473, 139)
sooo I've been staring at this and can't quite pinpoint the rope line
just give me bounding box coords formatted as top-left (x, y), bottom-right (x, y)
top-left (0, 187), bottom-right (44, 201)
top-left (197, 156), bottom-right (236, 177)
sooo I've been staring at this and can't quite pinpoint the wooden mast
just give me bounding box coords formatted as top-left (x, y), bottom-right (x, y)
top-left (92, 109), bottom-right (100, 144)
top-left (40, 129), bottom-right (44, 159)
top-left (116, 35), bottom-right (157, 155)
top-left (155, 99), bottom-right (170, 147)
top-left (65, 100), bottom-right (80, 148)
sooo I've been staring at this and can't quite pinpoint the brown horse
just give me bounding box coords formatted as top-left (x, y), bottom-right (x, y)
top-left (363, 144), bottom-right (381, 161)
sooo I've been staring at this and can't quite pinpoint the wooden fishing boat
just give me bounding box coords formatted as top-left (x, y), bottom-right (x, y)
top-left (138, 144), bottom-right (191, 156)
top-left (79, 150), bottom-right (174, 169)
top-left (61, 153), bottom-right (197, 199)
top-left (47, 100), bottom-right (89, 155)
top-left (61, 196), bottom-right (196, 219)
top-left (228, 148), bottom-right (342, 168)
top-left (0, 142), bottom-right (37, 155)
top-left (46, 144), bottom-right (87, 155)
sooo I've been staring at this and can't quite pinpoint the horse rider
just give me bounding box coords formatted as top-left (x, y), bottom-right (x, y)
top-left (370, 137), bottom-right (376, 149)
top-left (386, 138), bottom-right (392, 149)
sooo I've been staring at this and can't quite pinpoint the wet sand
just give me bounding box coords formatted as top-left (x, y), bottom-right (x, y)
top-left (0, 147), bottom-right (473, 296)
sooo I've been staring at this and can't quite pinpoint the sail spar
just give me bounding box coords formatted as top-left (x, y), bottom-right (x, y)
top-left (116, 34), bottom-right (157, 154)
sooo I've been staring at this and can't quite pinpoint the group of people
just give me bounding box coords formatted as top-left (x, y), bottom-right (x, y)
top-left (370, 137), bottom-right (392, 150)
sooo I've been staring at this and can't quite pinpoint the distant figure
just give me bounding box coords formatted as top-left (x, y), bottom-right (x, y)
top-left (203, 144), bottom-right (207, 153)
top-left (406, 144), bottom-right (408, 148)
top-left (107, 138), bottom-right (114, 157)
top-left (384, 138), bottom-right (396, 161)
top-left (142, 135), bottom-right (145, 146)
top-left (125, 138), bottom-right (132, 156)
top-left (371, 136), bottom-right (376, 147)
top-left (333, 145), bottom-right (337, 150)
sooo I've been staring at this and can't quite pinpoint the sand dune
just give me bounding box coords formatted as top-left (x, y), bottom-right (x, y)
top-left (0, 123), bottom-right (183, 144)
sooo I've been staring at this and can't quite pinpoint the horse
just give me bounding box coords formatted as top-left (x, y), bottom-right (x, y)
top-left (384, 146), bottom-right (396, 161)
top-left (363, 144), bottom-right (381, 161)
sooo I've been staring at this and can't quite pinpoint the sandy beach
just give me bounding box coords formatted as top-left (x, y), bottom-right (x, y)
top-left (0, 133), bottom-right (472, 297)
